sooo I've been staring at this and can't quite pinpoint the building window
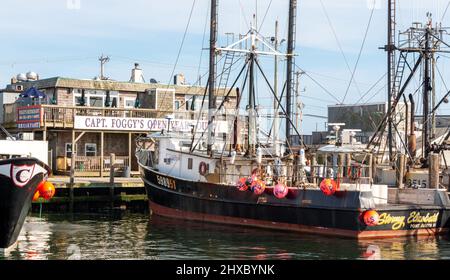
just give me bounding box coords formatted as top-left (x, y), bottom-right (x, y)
top-left (85, 143), bottom-right (97, 157)
top-left (124, 97), bottom-right (136, 109)
top-left (188, 158), bottom-right (193, 170)
top-left (72, 89), bottom-right (120, 108)
top-left (148, 90), bottom-right (157, 109)
top-left (66, 143), bottom-right (74, 158)
top-left (89, 96), bottom-right (104, 107)
top-left (75, 95), bottom-right (87, 106)
top-left (174, 101), bottom-right (181, 110)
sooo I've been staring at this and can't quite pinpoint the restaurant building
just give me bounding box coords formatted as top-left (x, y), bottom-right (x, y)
top-left (1, 65), bottom-right (237, 176)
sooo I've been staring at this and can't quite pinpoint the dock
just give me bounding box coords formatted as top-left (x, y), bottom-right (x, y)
top-left (31, 176), bottom-right (148, 213)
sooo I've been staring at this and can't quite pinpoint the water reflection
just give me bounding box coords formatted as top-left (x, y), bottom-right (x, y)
top-left (1, 213), bottom-right (450, 260)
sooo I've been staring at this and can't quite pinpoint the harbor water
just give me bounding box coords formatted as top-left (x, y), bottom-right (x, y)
top-left (1, 212), bottom-right (450, 260)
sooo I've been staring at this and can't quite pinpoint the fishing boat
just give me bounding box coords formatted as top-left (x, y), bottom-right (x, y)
top-left (0, 126), bottom-right (52, 253)
top-left (137, 0), bottom-right (450, 239)
top-left (0, 157), bottom-right (51, 253)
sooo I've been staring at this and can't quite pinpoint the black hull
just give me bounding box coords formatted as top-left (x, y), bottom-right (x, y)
top-left (0, 158), bottom-right (50, 249)
top-left (140, 165), bottom-right (450, 239)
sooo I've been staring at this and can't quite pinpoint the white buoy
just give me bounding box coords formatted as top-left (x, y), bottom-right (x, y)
top-left (256, 147), bottom-right (262, 164)
top-left (299, 148), bottom-right (306, 166)
top-left (230, 150), bottom-right (237, 164)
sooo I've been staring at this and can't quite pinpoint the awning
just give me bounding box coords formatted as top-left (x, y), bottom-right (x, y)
top-left (19, 87), bottom-right (47, 99)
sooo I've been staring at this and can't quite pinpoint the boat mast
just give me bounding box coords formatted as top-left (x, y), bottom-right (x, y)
top-left (273, 20), bottom-right (280, 157)
top-left (423, 16), bottom-right (432, 160)
top-left (286, 0), bottom-right (297, 147)
top-left (386, 0), bottom-right (396, 163)
top-left (207, 0), bottom-right (218, 156)
top-left (247, 19), bottom-right (257, 157)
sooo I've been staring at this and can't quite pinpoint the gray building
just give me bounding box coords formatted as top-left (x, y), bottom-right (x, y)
top-left (327, 102), bottom-right (407, 144)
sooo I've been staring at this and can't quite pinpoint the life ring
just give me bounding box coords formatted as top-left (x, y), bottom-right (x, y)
top-left (199, 162), bottom-right (208, 176)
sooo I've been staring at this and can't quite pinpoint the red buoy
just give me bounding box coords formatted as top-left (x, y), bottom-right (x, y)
top-left (32, 191), bottom-right (40, 202)
top-left (273, 183), bottom-right (288, 199)
top-left (39, 181), bottom-right (56, 200)
top-left (320, 178), bottom-right (337, 196)
top-left (363, 210), bottom-right (379, 226)
top-left (251, 179), bottom-right (266, 195)
top-left (236, 177), bottom-right (249, 191)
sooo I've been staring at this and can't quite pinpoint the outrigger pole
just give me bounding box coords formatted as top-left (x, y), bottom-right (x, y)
top-left (207, 0), bottom-right (218, 156)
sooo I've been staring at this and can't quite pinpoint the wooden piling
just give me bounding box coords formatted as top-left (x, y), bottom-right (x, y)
top-left (396, 153), bottom-right (405, 189)
top-left (69, 155), bottom-right (75, 212)
top-left (368, 153), bottom-right (373, 183)
top-left (311, 154), bottom-right (317, 184)
top-left (371, 154), bottom-right (378, 184)
top-left (429, 153), bottom-right (440, 189)
top-left (110, 153), bottom-right (116, 206)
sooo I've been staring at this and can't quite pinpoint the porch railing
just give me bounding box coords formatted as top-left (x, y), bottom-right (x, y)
top-left (59, 155), bottom-right (131, 174)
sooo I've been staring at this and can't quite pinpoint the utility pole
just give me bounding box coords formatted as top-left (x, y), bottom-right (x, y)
top-left (207, 0), bottom-right (218, 156)
top-left (286, 0), bottom-right (297, 147)
top-left (99, 54), bottom-right (110, 80)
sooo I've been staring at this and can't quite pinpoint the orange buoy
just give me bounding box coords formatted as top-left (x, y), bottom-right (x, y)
top-left (251, 179), bottom-right (266, 195)
top-left (273, 183), bottom-right (288, 199)
top-left (363, 210), bottom-right (379, 226)
top-left (39, 181), bottom-right (56, 200)
top-left (236, 177), bottom-right (249, 191)
top-left (320, 178), bottom-right (337, 196)
top-left (32, 191), bottom-right (40, 202)
top-left (37, 181), bottom-right (45, 193)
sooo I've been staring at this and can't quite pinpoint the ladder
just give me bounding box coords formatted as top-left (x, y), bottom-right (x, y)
top-left (217, 51), bottom-right (235, 91)
top-left (393, 52), bottom-right (407, 98)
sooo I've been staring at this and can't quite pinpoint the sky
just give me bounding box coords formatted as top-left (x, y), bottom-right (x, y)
top-left (1, 0), bottom-right (450, 134)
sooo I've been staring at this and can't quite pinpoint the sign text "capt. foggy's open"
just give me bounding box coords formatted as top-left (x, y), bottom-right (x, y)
top-left (74, 116), bottom-right (210, 132)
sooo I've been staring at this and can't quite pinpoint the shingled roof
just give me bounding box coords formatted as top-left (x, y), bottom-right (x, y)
top-left (11, 77), bottom-right (235, 96)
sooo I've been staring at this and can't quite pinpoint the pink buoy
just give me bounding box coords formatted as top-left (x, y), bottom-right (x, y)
top-left (251, 179), bottom-right (266, 195)
top-left (236, 177), bottom-right (248, 191)
top-left (273, 183), bottom-right (288, 199)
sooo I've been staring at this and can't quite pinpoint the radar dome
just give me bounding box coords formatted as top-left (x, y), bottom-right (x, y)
top-left (17, 73), bottom-right (27, 81)
top-left (26, 72), bottom-right (38, 80)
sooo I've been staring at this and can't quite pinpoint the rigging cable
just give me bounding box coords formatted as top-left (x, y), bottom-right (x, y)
top-left (340, 4), bottom-right (376, 105)
top-left (319, 0), bottom-right (364, 96)
top-left (257, 0), bottom-right (274, 33)
top-left (160, 0), bottom-right (197, 109)
top-left (295, 64), bottom-right (341, 103)
top-left (196, 1), bottom-right (211, 86)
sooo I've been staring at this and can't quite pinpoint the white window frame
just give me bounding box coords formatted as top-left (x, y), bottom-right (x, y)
top-left (85, 143), bottom-right (97, 157)
top-left (124, 97), bottom-right (136, 109)
top-left (72, 89), bottom-right (120, 108)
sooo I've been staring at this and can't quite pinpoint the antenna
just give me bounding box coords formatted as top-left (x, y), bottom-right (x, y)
top-left (99, 54), bottom-right (110, 80)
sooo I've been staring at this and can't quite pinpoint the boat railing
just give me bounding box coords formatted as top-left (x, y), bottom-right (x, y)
top-left (223, 162), bottom-right (372, 187)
